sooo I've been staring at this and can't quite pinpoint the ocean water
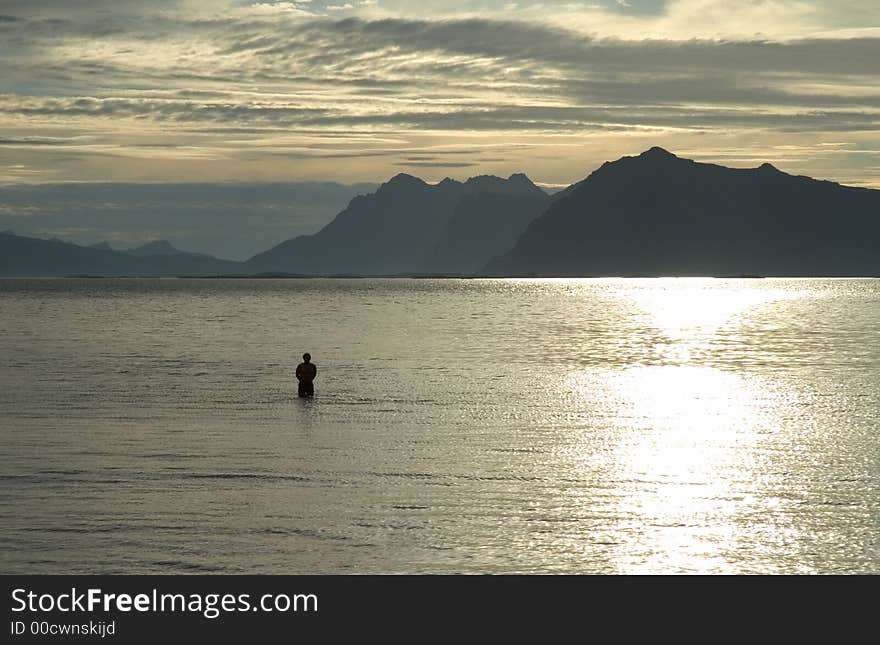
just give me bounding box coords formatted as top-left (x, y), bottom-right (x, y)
top-left (1, 277), bottom-right (878, 574)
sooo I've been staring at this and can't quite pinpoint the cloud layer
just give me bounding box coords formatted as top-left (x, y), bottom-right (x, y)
top-left (1, 0), bottom-right (879, 191)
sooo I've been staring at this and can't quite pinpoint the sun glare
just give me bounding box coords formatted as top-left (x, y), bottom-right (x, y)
top-left (565, 279), bottom-right (794, 572)
top-left (628, 278), bottom-right (780, 339)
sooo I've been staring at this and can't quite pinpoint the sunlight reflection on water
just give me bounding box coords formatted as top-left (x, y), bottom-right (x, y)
top-left (1, 278), bottom-right (878, 573)
top-left (605, 366), bottom-right (772, 573)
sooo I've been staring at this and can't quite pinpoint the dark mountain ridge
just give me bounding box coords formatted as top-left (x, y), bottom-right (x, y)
top-left (0, 231), bottom-right (245, 277)
top-left (126, 239), bottom-right (214, 259)
top-left (246, 172), bottom-right (549, 275)
top-left (3, 149), bottom-right (878, 278)
top-left (485, 147), bottom-right (880, 277)
top-left (423, 192), bottom-right (552, 275)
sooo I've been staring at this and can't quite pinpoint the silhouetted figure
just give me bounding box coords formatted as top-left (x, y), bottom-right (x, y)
top-left (296, 353), bottom-right (317, 398)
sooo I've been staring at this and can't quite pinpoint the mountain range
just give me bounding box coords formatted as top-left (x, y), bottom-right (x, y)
top-left (486, 147), bottom-right (880, 276)
top-left (2, 148), bottom-right (878, 277)
top-left (0, 233), bottom-right (242, 277)
top-left (245, 172), bottom-right (551, 275)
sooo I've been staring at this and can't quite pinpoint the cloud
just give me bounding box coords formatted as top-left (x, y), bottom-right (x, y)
top-left (0, 96), bottom-right (332, 123)
top-left (0, 137), bottom-right (76, 146)
top-left (4, 20), bottom-right (878, 128)
top-left (1, 5), bottom-right (879, 189)
top-left (245, 2), bottom-right (315, 16)
top-left (396, 161), bottom-right (479, 167)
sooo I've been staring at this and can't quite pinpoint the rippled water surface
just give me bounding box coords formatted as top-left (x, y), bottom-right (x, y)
top-left (1, 278), bottom-right (878, 574)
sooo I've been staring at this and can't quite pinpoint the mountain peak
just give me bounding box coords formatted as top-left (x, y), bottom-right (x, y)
top-left (585, 146), bottom-right (684, 187)
top-left (486, 149), bottom-right (880, 277)
top-left (386, 173), bottom-right (427, 187)
top-left (463, 173), bottom-right (544, 197)
top-left (639, 146), bottom-right (677, 160)
top-left (464, 174), bottom-right (502, 185)
top-left (133, 240), bottom-right (177, 253)
top-left (507, 172), bottom-right (537, 185)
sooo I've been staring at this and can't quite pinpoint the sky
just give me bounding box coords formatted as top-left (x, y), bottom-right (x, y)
top-left (1, 1), bottom-right (879, 256)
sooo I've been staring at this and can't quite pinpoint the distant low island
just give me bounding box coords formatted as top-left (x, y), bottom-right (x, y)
top-left (2, 147), bottom-right (879, 278)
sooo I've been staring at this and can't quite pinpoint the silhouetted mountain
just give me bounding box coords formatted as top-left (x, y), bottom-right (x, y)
top-left (0, 231), bottom-right (245, 277)
top-left (246, 172), bottom-right (548, 275)
top-left (89, 241), bottom-right (114, 251)
top-left (425, 190), bottom-right (563, 274)
top-left (6, 150), bottom-right (877, 278)
top-left (127, 239), bottom-right (213, 259)
top-left (485, 147), bottom-right (880, 276)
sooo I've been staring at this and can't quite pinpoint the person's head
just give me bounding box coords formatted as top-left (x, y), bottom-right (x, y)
top-left (303, 353), bottom-right (311, 362)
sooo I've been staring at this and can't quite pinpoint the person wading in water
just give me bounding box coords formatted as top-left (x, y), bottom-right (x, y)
top-left (295, 353), bottom-right (317, 398)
